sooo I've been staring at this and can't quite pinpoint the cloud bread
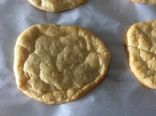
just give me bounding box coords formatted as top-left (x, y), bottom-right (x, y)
top-left (131, 0), bottom-right (156, 4)
top-left (27, 0), bottom-right (87, 12)
top-left (126, 21), bottom-right (156, 89)
top-left (14, 24), bottom-right (110, 104)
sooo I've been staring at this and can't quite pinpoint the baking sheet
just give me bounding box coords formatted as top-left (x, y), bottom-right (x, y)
top-left (1, 0), bottom-right (156, 116)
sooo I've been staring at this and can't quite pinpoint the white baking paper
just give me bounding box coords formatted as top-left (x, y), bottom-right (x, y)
top-left (1, 0), bottom-right (156, 116)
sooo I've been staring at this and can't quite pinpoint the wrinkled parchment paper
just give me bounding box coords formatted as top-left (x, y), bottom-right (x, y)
top-left (1, 0), bottom-right (156, 116)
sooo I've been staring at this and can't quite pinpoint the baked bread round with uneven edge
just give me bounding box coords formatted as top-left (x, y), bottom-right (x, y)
top-left (131, 0), bottom-right (156, 4)
top-left (14, 24), bottom-right (110, 104)
top-left (27, 0), bottom-right (87, 12)
top-left (126, 21), bottom-right (156, 89)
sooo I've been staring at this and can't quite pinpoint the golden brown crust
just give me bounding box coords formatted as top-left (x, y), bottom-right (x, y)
top-left (14, 24), bottom-right (110, 104)
top-left (126, 21), bottom-right (156, 89)
top-left (131, 0), bottom-right (156, 4)
top-left (27, 0), bottom-right (87, 12)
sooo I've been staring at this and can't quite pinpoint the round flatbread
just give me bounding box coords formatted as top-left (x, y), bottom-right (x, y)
top-left (27, 0), bottom-right (87, 12)
top-left (126, 21), bottom-right (156, 89)
top-left (14, 24), bottom-right (110, 104)
top-left (131, 0), bottom-right (156, 4)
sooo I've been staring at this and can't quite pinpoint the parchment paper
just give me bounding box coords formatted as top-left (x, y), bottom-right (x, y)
top-left (1, 0), bottom-right (156, 116)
